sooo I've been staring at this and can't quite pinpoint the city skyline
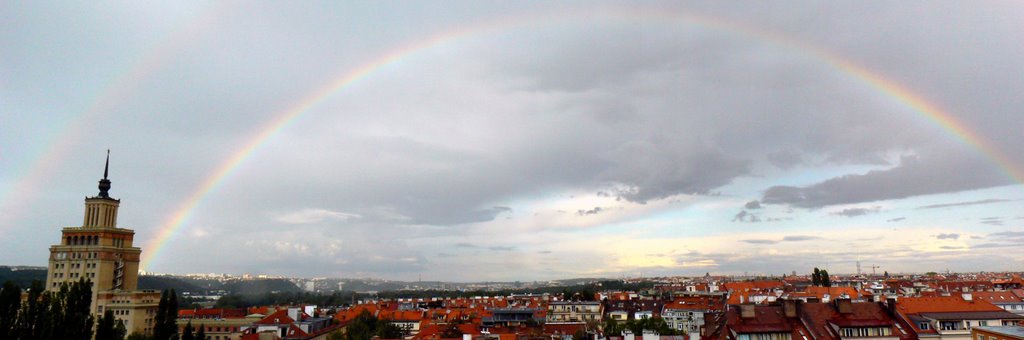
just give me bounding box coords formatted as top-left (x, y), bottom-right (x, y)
top-left (1, 2), bottom-right (1023, 281)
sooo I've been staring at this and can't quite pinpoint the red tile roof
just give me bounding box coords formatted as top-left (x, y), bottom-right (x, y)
top-left (973, 291), bottom-right (1024, 303)
top-left (895, 296), bottom-right (1004, 314)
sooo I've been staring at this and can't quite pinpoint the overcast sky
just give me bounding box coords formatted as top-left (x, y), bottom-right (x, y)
top-left (2, 1), bottom-right (1023, 281)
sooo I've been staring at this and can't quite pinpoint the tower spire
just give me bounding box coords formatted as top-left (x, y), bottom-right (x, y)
top-left (104, 149), bottom-right (109, 179)
top-left (97, 150), bottom-right (112, 198)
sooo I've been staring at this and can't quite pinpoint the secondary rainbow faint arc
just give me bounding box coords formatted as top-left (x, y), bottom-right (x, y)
top-left (0, 2), bottom-right (231, 227)
top-left (138, 6), bottom-right (1022, 270)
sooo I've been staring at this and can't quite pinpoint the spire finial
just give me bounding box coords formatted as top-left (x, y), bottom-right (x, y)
top-left (97, 150), bottom-right (112, 198)
top-left (103, 149), bottom-right (110, 180)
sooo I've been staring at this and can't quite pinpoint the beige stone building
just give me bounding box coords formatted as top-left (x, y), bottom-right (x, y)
top-left (547, 301), bottom-right (603, 323)
top-left (45, 153), bottom-right (160, 336)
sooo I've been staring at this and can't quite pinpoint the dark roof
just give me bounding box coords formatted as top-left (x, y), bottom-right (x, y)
top-left (799, 302), bottom-right (906, 340)
top-left (723, 305), bottom-right (803, 334)
top-left (919, 311), bottom-right (1024, 321)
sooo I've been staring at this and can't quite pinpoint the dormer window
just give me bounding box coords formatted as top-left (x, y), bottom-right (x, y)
top-left (919, 322), bottom-right (930, 330)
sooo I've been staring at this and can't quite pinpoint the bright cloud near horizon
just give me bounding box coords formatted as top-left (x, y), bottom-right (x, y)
top-left (2, 1), bottom-right (1023, 281)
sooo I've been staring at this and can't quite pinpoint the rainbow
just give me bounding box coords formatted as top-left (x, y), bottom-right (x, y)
top-left (0, 2), bottom-right (231, 227)
top-left (138, 6), bottom-right (1023, 270)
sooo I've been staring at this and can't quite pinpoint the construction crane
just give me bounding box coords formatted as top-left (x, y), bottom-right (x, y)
top-left (870, 265), bottom-right (881, 275)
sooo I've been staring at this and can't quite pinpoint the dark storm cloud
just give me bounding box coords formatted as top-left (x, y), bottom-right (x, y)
top-left (766, 150), bottom-right (804, 169)
top-left (762, 154), bottom-right (1011, 208)
top-left (918, 199), bottom-right (1011, 210)
top-left (4, 1), bottom-right (1024, 279)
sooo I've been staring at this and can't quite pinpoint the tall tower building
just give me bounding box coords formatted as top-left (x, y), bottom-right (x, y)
top-left (46, 151), bottom-right (160, 336)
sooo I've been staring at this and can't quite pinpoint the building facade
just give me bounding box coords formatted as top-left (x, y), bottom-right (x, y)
top-left (547, 301), bottom-right (603, 323)
top-left (45, 153), bottom-right (160, 335)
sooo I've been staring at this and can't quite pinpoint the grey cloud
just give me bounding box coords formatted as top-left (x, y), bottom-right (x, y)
top-left (972, 243), bottom-right (1017, 249)
top-left (488, 246), bottom-right (515, 252)
top-left (744, 200), bottom-right (762, 210)
top-left (4, 1), bottom-right (1024, 279)
top-left (763, 154), bottom-right (1010, 208)
top-left (766, 150), bottom-right (804, 169)
top-left (782, 235), bottom-right (821, 241)
top-left (917, 199), bottom-right (1011, 209)
top-left (577, 207), bottom-right (604, 216)
top-left (989, 231), bottom-right (1024, 238)
top-left (732, 210), bottom-right (762, 223)
top-left (887, 217), bottom-right (906, 222)
top-left (742, 239), bottom-right (778, 244)
top-left (940, 246), bottom-right (964, 250)
top-left (831, 206), bottom-right (881, 217)
top-left (935, 233), bottom-right (960, 240)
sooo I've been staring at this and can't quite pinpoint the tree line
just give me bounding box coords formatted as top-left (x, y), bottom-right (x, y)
top-left (0, 280), bottom-right (182, 340)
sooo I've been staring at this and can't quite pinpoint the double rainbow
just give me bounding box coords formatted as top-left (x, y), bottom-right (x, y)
top-left (36, 6), bottom-right (1008, 270)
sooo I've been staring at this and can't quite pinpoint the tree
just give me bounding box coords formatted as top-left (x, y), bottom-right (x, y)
top-left (884, 271), bottom-right (889, 278)
top-left (153, 289), bottom-right (179, 340)
top-left (440, 322), bottom-right (464, 339)
top-left (821, 270), bottom-right (832, 287)
top-left (15, 280), bottom-right (45, 339)
top-left (96, 310), bottom-right (118, 340)
top-left (376, 322), bottom-right (407, 339)
top-left (181, 320), bottom-right (194, 340)
top-left (195, 324), bottom-right (205, 340)
top-left (603, 318), bottom-right (622, 336)
top-left (812, 268), bottom-right (821, 286)
top-left (0, 281), bottom-right (21, 336)
top-left (60, 278), bottom-right (96, 340)
top-left (113, 320), bottom-right (128, 340)
top-left (126, 333), bottom-right (151, 340)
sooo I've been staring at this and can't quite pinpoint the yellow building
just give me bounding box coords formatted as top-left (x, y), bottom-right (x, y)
top-left (45, 152), bottom-right (160, 336)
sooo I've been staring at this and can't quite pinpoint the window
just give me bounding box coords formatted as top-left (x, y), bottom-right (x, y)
top-left (939, 321), bottom-right (962, 331)
top-left (919, 322), bottom-right (930, 330)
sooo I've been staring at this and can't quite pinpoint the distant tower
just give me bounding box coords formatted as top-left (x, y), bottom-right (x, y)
top-left (46, 151), bottom-right (159, 336)
top-left (857, 260), bottom-right (862, 276)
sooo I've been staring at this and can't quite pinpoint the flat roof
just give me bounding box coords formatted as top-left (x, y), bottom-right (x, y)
top-left (975, 326), bottom-right (1024, 339)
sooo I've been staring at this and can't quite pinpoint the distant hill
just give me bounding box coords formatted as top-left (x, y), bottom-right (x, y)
top-left (138, 275), bottom-right (204, 292)
top-left (0, 266), bottom-right (46, 287)
top-left (224, 278), bottom-right (301, 295)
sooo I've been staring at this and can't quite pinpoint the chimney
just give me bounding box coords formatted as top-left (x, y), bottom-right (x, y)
top-left (835, 299), bottom-right (853, 314)
top-left (885, 298), bottom-right (897, 317)
top-left (740, 304), bottom-right (756, 319)
top-left (783, 299), bottom-right (797, 318)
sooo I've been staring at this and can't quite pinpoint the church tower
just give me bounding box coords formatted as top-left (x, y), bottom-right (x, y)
top-left (46, 151), bottom-right (159, 336)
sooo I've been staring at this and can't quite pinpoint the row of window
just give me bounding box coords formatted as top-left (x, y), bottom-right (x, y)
top-left (67, 235), bottom-right (99, 246)
top-left (54, 252), bottom-right (99, 260)
top-left (840, 327), bottom-right (892, 337)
